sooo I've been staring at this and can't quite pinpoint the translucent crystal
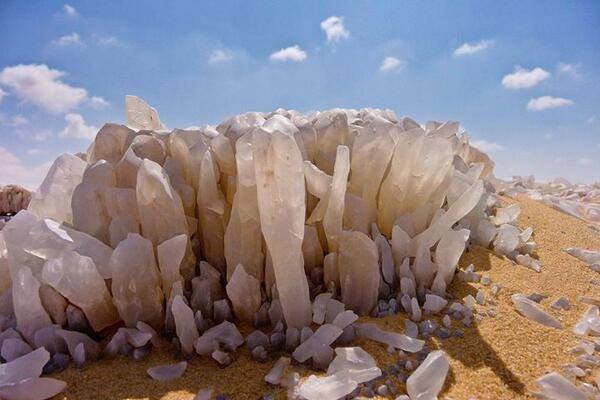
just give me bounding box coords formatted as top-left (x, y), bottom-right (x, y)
top-left (172, 295), bottom-right (199, 355)
top-left (0, 377), bottom-right (67, 400)
top-left (326, 346), bottom-right (381, 384)
top-left (406, 350), bottom-right (450, 400)
top-left (125, 95), bottom-right (166, 131)
top-left (323, 146), bottom-right (350, 252)
top-left (565, 248), bottom-right (600, 266)
top-left (297, 373), bottom-right (357, 400)
top-left (511, 294), bottom-right (563, 330)
top-left (12, 267), bottom-right (52, 341)
top-left (338, 231), bottom-right (380, 315)
top-left (225, 264), bottom-right (261, 323)
top-left (0, 338), bottom-right (32, 362)
top-left (110, 233), bottom-right (164, 328)
top-left (292, 324), bottom-right (343, 363)
top-left (535, 372), bottom-right (586, 400)
top-left (41, 251), bottom-right (118, 331)
top-left (253, 117), bottom-right (311, 329)
top-left (27, 154), bottom-right (87, 225)
top-left (147, 361), bottom-right (187, 382)
top-left (157, 234), bottom-right (186, 297)
top-left (355, 323), bottom-right (424, 353)
top-left (265, 356), bottom-right (291, 385)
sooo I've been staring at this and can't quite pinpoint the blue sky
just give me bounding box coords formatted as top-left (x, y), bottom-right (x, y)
top-left (0, 0), bottom-right (598, 188)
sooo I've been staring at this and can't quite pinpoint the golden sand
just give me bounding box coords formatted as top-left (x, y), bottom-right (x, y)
top-left (53, 196), bottom-right (600, 399)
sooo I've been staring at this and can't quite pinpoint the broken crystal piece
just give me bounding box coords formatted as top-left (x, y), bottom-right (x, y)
top-left (147, 361), bottom-right (187, 382)
top-left (265, 356), bottom-right (291, 385)
top-left (511, 294), bottom-right (563, 330)
top-left (406, 350), bottom-right (449, 400)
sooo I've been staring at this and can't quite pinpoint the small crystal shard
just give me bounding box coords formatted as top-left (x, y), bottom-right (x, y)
top-left (535, 372), bottom-right (586, 400)
top-left (511, 294), bottom-right (563, 330)
top-left (265, 356), bottom-right (291, 385)
top-left (172, 295), bottom-right (199, 355)
top-left (147, 361), bottom-right (187, 382)
top-left (225, 264), bottom-right (261, 323)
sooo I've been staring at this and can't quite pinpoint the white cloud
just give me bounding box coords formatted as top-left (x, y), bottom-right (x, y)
top-left (471, 139), bottom-right (505, 153)
top-left (502, 66), bottom-right (550, 89)
top-left (0, 64), bottom-right (88, 114)
top-left (269, 45), bottom-right (307, 62)
top-left (32, 130), bottom-right (53, 142)
top-left (453, 40), bottom-right (491, 56)
top-left (0, 88), bottom-right (7, 103)
top-left (0, 146), bottom-right (52, 189)
top-left (527, 96), bottom-right (573, 111)
top-left (0, 114), bottom-right (28, 127)
top-left (320, 16), bottom-right (350, 43)
top-left (380, 56), bottom-right (405, 72)
top-left (89, 96), bottom-right (110, 109)
top-left (52, 32), bottom-right (84, 47)
top-left (95, 35), bottom-right (121, 46)
top-left (576, 158), bottom-right (594, 166)
top-left (208, 49), bottom-right (233, 64)
top-left (26, 148), bottom-right (47, 156)
top-left (58, 113), bottom-right (97, 139)
top-left (558, 62), bottom-right (581, 78)
top-left (63, 4), bottom-right (78, 17)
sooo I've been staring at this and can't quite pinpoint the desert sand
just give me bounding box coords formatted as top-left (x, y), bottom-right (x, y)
top-left (52, 196), bottom-right (600, 400)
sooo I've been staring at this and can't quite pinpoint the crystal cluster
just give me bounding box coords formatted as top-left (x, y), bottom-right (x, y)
top-left (0, 96), bottom-right (538, 399)
top-left (0, 185), bottom-right (31, 227)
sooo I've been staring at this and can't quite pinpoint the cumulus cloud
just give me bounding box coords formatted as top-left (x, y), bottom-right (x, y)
top-left (576, 158), bottom-right (594, 166)
top-left (58, 113), bottom-right (97, 139)
top-left (320, 16), bottom-right (350, 43)
top-left (89, 96), bottom-right (110, 109)
top-left (453, 40), bottom-right (491, 56)
top-left (270, 45), bottom-right (307, 62)
top-left (0, 88), bottom-right (7, 103)
top-left (0, 146), bottom-right (52, 189)
top-left (380, 56), bottom-right (405, 72)
top-left (0, 64), bottom-right (88, 114)
top-left (527, 96), bottom-right (573, 111)
top-left (471, 139), bottom-right (505, 153)
top-left (63, 4), bottom-right (78, 17)
top-left (502, 67), bottom-right (550, 89)
top-left (52, 32), bottom-right (84, 47)
top-left (209, 49), bottom-right (233, 64)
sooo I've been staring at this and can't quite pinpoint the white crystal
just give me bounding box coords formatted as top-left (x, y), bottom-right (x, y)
top-left (535, 372), bottom-right (586, 400)
top-left (265, 356), bottom-right (291, 385)
top-left (12, 267), bottom-right (52, 341)
top-left (565, 248), bottom-right (600, 266)
top-left (110, 233), bottom-right (164, 329)
top-left (406, 350), bottom-right (450, 400)
top-left (225, 264), bottom-right (261, 323)
top-left (511, 294), bottom-right (563, 330)
top-left (147, 361), bottom-right (187, 382)
top-left (355, 323), bottom-right (424, 353)
top-left (157, 234), bottom-right (186, 297)
top-left (253, 117), bottom-right (311, 329)
top-left (172, 295), bottom-right (199, 355)
top-left (326, 346), bottom-right (382, 384)
top-left (292, 324), bottom-right (343, 363)
top-left (125, 95), bottom-right (166, 131)
top-left (0, 377), bottom-right (67, 400)
top-left (41, 251), bottom-right (118, 331)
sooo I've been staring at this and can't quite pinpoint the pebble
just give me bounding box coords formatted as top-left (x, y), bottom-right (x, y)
top-left (550, 297), bottom-right (571, 310)
top-left (376, 384), bottom-right (389, 396)
top-left (490, 283), bottom-right (501, 296)
top-left (480, 274), bottom-right (491, 285)
top-left (527, 293), bottom-right (547, 303)
top-left (476, 290), bottom-right (486, 305)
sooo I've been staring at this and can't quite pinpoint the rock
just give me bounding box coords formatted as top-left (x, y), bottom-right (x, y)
top-left (226, 264), bottom-right (261, 323)
top-left (511, 294), bottom-right (563, 330)
top-left (41, 251), bottom-right (119, 331)
top-left (194, 321), bottom-right (244, 357)
top-left (406, 350), bottom-right (449, 400)
top-left (147, 361), bottom-right (187, 382)
top-left (56, 329), bottom-right (100, 362)
top-left (172, 295), bottom-right (199, 355)
top-left (551, 297), bottom-right (571, 311)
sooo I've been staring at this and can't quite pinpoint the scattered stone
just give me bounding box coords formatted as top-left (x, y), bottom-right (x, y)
top-left (147, 361), bottom-right (187, 382)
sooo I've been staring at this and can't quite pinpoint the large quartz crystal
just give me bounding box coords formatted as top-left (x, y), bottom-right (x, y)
top-left (110, 233), bottom-right (164, 328)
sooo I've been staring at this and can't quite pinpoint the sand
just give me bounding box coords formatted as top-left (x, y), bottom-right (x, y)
top-left (53, 196), bottom-right (600, 400)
